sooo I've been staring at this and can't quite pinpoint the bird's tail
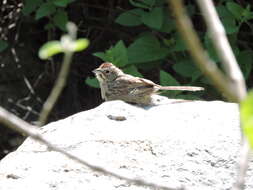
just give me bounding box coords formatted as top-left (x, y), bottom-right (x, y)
top-left (158, 86), bottom-right (204, 91)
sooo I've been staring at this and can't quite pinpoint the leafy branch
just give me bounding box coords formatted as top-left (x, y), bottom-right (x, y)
top-left (38, 22), bottom-right (89, 126)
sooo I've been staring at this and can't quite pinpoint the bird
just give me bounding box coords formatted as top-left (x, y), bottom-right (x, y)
top-left (93, 62), bottom-right (204, 105)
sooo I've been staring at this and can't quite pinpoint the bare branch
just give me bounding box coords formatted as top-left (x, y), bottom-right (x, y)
top-left (167, 1), bottom-right (249, 189)
top-left (195, 0), bottom-right (246, 102)
top-left (194, 1), bottom-right (249, 189)
top-left (167, 0), bottom-right (241, 102)
top-left (232, 139), bottom-right (251, 190)
top-left (38, 51), bottom-right (73, 126)
top-left (0, 106), bottom-right (184, 190)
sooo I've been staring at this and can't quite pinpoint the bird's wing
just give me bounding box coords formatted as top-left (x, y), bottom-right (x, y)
top-left (115, 75), bottom-right (156, 96)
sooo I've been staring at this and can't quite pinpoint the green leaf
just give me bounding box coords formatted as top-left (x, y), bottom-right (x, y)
top-left (93, 52), bottom-right (107, 61)
top-left (35, 2), bottom-right (56, 20)
top-left (45, 23), bottom-right (55, 31)
top-left (241, 90), bottom-right (253, 148)
top-left (129, 0), bottom-right (155, 9)
top-left (142, 0), bottom-right (155, 7)
top-left (128, 33), bottom-right (169, 64)
top-left (204, 35), bottom-right (219, 62)
top-left (160, 70), bottom-right (179, 86)
top-left (59, 35), bottom-right (89, 52)
top-left (237, 50), bottom-right (253, 79)
top-left (0, 40), bottom-right (8, 52)
top-left (53, 9), bottom-right (68, 31)
top-left (226, 2), bottom-right (244, 20)
top-left (222, 17), bottom-right (238, 34)
top-left (115, 9), bottom-right (144, 27)
top-left (228, 34), bottom-right (240, 56)
top-left (159, 70), bottom-right (180, 97)
top-left (135, 61), bottom-right (161, 70)
top-left (53, 0), bottom-right (71, 7)
top-left (123, 65), bottom-right (143, 77)
top-left (169, 34), bottom-right (187, 52)
top-left (217, 5), bottom-right (234, 18)
top-left (155, 0), bottom-right (166, 6)
top-left (216, 5), bottom-right (238, 34)
top-left (141, 7), bottom-right (163, 30)
top-left (242, 5), bottom-right (253, 21)
top-left (106, 40), bottom-right (128, 67)
top-left (176, 94), bottom-right (201, 100)
top-left (22, 0), bottom-right (43, 15)
top-left (85, 77), bottom-right (100, 88)
top-left (160, 19), bottom-right (174, 33)
top-left (39, 41), bottom-right (63, 59)
top-left (73, 39), bottom-right (89, 52)
top-left (159, 13), bottom-right (175, 33)
top-left (93, 41), bottom-right (128, 66)
top-left (172, 60), bottom-right (202, 82)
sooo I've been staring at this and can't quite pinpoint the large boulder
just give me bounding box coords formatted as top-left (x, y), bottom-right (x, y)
top-left (0, 99), bottom-right (251, 190)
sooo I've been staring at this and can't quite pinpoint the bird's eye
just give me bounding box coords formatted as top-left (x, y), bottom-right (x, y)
top-left (105, 70), bottom-right (110, 74)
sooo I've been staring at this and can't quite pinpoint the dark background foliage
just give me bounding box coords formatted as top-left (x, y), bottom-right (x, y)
top-left (0, 0), bottom-right (253, 159)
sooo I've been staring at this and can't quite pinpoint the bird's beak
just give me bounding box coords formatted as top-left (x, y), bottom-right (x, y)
top-left (92, 68), bottom-right (101, 74)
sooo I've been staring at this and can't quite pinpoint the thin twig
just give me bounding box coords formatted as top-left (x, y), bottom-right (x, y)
top-left (167, 0), bottom-right (240, 102)
top-left (23, 76), bottom-right (35, 95)
top-left (38, 51), bottom-right (73, 126)
top-left (167, 1), bottom-right (249, 189)
top-left (0, 106), bottom-right (184, 190)
top-left (232, 139), bottom-right (251, 190)
top-left (194, 1), bottom-right (249, 189)
top-left (8, 99), bottom-right (39, 115)
top-left (38, 23), bottom-right (77, 126)
top-left (195, 0), bottom-right (246, 102)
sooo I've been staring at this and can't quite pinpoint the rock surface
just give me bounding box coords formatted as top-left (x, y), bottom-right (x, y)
top-left (0, 99), bottom-right (251, 190)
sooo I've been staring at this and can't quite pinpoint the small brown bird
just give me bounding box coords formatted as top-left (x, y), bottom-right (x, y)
top-left (93, 62), bottom-right (204, 105)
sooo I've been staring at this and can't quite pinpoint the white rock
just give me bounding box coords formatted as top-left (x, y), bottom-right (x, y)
top-left (0, 99), bottom-right (251, 190)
